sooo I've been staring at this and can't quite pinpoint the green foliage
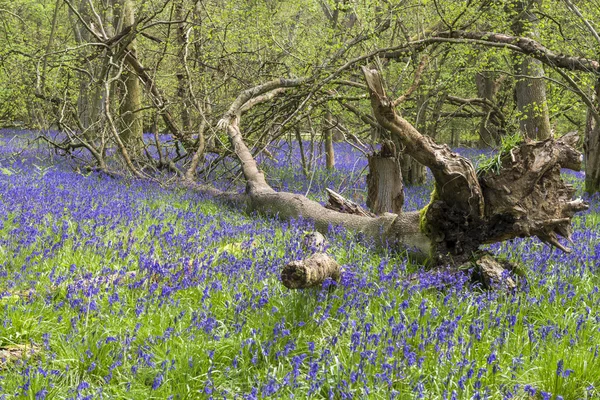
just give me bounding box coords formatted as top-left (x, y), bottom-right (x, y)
top-left (476, 132), bottom-right (524, 177)
top-left (0, 0), bottom-right (596, 147)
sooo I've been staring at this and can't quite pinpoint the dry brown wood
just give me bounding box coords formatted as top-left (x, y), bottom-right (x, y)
top-left (472, 255), bottom-right (517, 290)
top-left (363, 67), bottom-right (587, 260)
top-left (281, 253), bottom-right (341, 289)
top-left (0, 344), bottom-right (41, 369)
top-left (325, 188), bottom-right (376, 217)
top-left (478, 132), bottom-right (588, 252)
top-left (208, 66), bottom-right (588, 271)
top-left (367, 140), bottom-right (403, 215)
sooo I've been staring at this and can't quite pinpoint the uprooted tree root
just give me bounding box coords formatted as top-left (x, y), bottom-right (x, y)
top-left (423, 133), bottom-right (588, 265)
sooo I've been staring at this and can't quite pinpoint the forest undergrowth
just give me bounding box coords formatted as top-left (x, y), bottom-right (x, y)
top-left (1, 130), bottom-right (600, 399)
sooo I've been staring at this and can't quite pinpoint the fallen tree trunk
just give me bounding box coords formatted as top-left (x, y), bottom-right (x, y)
top-left (183, 181), bottom-right (432, 258)
top-left (213, 70), bottom-right (587, 271)
top-left (249, 190), bottom-right (432, 256)
top-left (362, 67), bottom-right (588, 263)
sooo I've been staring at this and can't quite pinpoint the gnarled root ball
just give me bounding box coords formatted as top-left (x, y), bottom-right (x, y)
top-left (422, 132), bottom-right (589, 264)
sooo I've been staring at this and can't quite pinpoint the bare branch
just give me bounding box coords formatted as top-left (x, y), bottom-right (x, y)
top-left (562, 0), bottom-right (600, 46)
top-left (393, 56), bottom-right (429, 106)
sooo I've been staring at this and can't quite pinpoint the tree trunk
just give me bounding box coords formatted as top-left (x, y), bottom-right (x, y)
top-left (450, 125), bottom-right (460, 147)
top-left (510, 0), bottom-right (552, 140)
top-left (399, 93), bottom-right (427, 184)
top-left (515, 57), bottom-right (552, 140)
top-left (295, 123), bottom-right (309, 176)
top-left (585, 79), bottom-right (600, 194)
top-left (362, 67), bottom-right (586, 261)
top-left (371, 124), bottom-right (385, 143)
top-left (324, 109), bottom-right (335, 170)
top-left (69, 1), bottom-right (104, 139)
top-left (476, 72), bottom-right (503, 147)
top-left (399, 152), bottom-right (426, 185)
top-left (116, 0), bottom-right (144, 152)
top-left (175, 0), bottom-right (191, 136)
top-left (367, 140), bottom-right (403, 214)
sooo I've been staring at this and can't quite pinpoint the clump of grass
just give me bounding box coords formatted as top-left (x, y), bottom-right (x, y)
top-left (476, 132), bottom-right (524, 176)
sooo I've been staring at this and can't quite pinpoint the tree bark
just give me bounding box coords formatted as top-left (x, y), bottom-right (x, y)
top-left (475, 72), bottom-right (503, 147)
top-left (326, 188), bottom-right (375, 217)
top-left (367, 140), bottom-right (404, 214)
top-left (470, 254), bottom-right (516, 290)
top-left (363, 67), bottom-right (485, 218)
top-left (175, 0), bottom-right (192, 136)
top-left (399, 89), bottom-right (427, 185)
top-left (215, 72), bottom-right (587, 268)
top-left (281, 253), bottom-right (341, 289)
top-left (69, 1), bottom-right (104, 139)
top-left (324, 109), bottom-right (335, 170)
top-left (510, 0), bottom-right (552, 140)
top-left (294, 123), bottom-right (309, 176)
top-left (362, 67), bottom-right (587, 260)
top-left (116, 0), bottom-right (144, 152)
top-left (399, 150), bottom-right (426, 185)
top-left (585, 79), bottom-right (600, 194)
top-left (514, 57), bottom-right (552, 140)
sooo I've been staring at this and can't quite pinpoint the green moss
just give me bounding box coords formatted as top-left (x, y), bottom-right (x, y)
top-left (419, 204), bottom-right (429, 233)
top-left (419, 186), bottom-right (439, 233)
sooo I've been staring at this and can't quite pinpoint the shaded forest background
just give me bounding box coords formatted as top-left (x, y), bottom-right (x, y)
top-left (1, 0), bottom-right (599, 191)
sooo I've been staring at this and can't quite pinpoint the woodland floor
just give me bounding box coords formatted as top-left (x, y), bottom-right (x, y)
top-left (1, 130), bottom-right (600, 399)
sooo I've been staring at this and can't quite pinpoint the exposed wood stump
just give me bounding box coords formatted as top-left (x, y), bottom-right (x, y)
top-left (470, 255), bottom-right (517, 290)
top-left (367, 140), bottom-right (403, 215)
top-left (302, 231), bottom-right (328, 253)
top-left (281, 253), bottom-right (341, 289)
top-left (423, 132), bottom-right (589, 264)
top-left (325, 188), bottom-right (376, 217)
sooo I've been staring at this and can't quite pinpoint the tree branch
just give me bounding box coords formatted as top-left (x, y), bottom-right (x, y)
top-left (362, 67), bottom-right (484, 218)
top-left (393, 56), bottom-right (429, 107)
top-left (435, 30), bottom-right (600, 73)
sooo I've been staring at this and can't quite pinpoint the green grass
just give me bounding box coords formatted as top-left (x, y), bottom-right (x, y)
top-left (1, 171), bottom-right (599, 399)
